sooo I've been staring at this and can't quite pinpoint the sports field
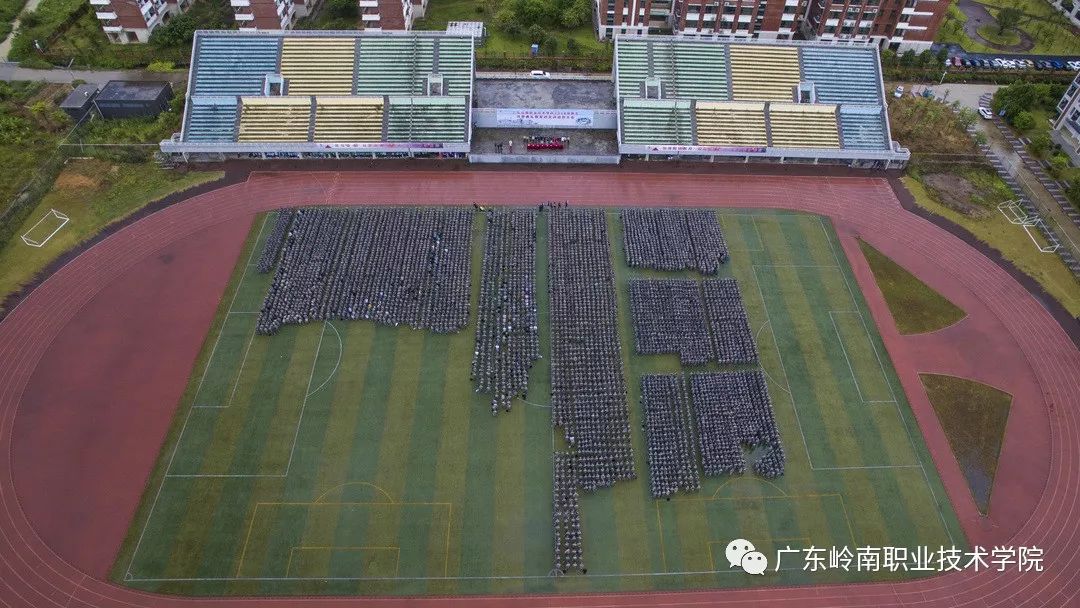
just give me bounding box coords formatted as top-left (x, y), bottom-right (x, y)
top-left (112, 206), bottom-right (965, 596)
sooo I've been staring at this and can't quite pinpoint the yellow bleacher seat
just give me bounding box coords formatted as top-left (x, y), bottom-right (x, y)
top-left (729, 45), bottom-right (800, 101)
top-left (237, 96), bottom-right (312, 142)
top-left (312, 97), bottom-right (384, 142)
top-left (695, 101), bottom-right (767, 146)
top-left (767, 102), bottom-right (840, 149)
top-left (281, 37), bottom-right (356, 96)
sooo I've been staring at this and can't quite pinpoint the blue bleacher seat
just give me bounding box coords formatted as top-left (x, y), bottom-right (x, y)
top-left (839, 106), bottom-right (888, 150)
top-left (184, 97), bottom-right (238, 142)
top-left (800, 47), bottom-right (881, 105)
top-left (192, 36), bottom-right (281, 97)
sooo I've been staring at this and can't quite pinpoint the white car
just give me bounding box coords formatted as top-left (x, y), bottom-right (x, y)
top-left (893, 85), bottom-right (904, 98)
top-left (530, 70), bottom-right (551, 79)
top-left (979, 107), bottom-right (993, 120)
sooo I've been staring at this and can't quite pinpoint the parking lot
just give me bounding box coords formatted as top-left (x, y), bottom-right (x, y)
top-left (475, 79), bottom-right (615, 110)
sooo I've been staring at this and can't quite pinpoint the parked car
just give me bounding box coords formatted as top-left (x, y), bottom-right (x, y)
top-left (893, 85), bottom-right (904, 98)
top-left (530, 70), bottom-right (551, 79)
top-left (979, 107), bottom-right (994, 120)
top-left (992, 58), bottom-right (1004, 68)
top-left (952, 56), bottom-right (963, 67)
top-left (1068, 60), bottom-right (1080, 71)
top-left (981, 59), bottom-right (993, 69)
top-left (1051, 60), bottom-right (1065, 70)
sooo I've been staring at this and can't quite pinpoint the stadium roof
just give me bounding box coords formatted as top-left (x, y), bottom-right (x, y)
top-left (166, 30), bottom-right (475, 155)
top-left (614, 35), bottom-right (908, 162)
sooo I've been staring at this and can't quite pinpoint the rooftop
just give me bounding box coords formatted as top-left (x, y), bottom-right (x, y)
top-left (177, 29), bottom-right (476, 150)
top-left (60, 84), bottom-right (100, 109)
top-left (614, 35), bottom-right (903, 160)
top-left (97, 80), bottom-right (171, 102)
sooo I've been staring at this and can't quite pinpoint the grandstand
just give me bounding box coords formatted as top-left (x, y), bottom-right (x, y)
top-left (614, 36), bottom-right (909, 167)
top-left (161, 30), bottom-right (475, 160)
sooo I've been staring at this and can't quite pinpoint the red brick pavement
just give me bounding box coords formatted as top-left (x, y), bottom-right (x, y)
top-left (0, 170), bottom-right (1076, 607)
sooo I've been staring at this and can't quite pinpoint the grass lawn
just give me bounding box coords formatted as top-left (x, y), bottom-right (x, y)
top-left (0, 159), bottom-right (222, 310)
top-left (975, 24), bottom-right (1021, 47)
top-left (415, 0), bottom-right (609, 58)
top-left (858, 240), bottom-right (966, 335)
top-left (937, 4), bottom-right (999, 54)
top-left (111, 208), bottom-right (964, 596)
top-left (902, 176), bottom-right (1080, 317)
top-left (919, 374), bottom-right (1011, 515)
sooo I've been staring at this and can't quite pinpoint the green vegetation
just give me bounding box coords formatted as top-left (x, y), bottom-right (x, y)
top-left (888, 96), bottom-right (978, 155)
top-left (113, 209), bottom-right (963, 596)
top-left (0, 159), bottom-right (221, 309)
top-left (858, 240), bottom-right (966, 335)
top-left (414, 0), bottom-right (611, 71)
top-left (937, 0), bottom-right (1080, 55)
top-left (920, 374), bottom-right (1011, 515)
top-left (9, 0), bottom-right (231, 68)
top-left (0, 0), bottom-right (28, 41)
top-left (979, 0), bottom-right (1080, 54)
top-left (901, 176), bottom-right (1080, 316)
top-left (0, 81), bottom-right (70, 233)
top-left (975, 23), bottom-right (1021, 46)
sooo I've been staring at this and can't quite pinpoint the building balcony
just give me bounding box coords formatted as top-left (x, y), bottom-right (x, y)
top-left (361, 12), bottom-right (380, 20)
top-left (89, 0), bottom-right (110, 5)
top-left (359, 0), bottom-right (378, 6)
top-left (230, 0), bottom-right (250, 6)
top-left (234, 11), bottom-right (254, 20)
top-left (96, 11), bottom-right (118, 19)
top-left (103, 25), bottom-right (122, 31)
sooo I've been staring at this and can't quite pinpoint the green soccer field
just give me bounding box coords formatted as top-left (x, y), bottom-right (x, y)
top-left (113, 207), bottom-right (965, 596)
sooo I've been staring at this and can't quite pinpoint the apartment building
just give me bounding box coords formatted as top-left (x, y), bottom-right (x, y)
top-left (1051, 73), bottom-right (1080, 166)
top-left (91, 0), bottom-right (189, 43)
top-left (597, 0), bottom-right (946, 51)
top-left (231, 0), bottom-right (424, 31)
top-left (232, 0), bottom-right (299, 30)
top-left (805, 0), bottom-right (946, 51)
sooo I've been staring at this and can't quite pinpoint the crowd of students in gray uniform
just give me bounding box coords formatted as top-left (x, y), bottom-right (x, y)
top-left (621, 208), bottom-right (729, 274)
top-left (472, 209), bottom-right (541, 415)
top-left (254, 207), bottom-right (473, 336)
top-left (704, 278), bottom-right (760, 365)
top-left (690, 371), bottom-right (785, 479)
top-left (640, 374), bottom-right (702, 499)
top-left (552, 451), bottom-right (585, 575)
top-left (549, 208), bottom-right (636, 493)
top-left (629, 279), bottom-right (713, 366)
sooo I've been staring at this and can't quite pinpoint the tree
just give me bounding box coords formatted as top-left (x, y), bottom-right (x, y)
top-left (540, 35), bottom-right (559, 56)
top-left (1028, 132), bottom-right (1051, 155)
top-left (325, 0), bottom-right (358, 19)
top-left (996, 7), bottom-right (1022, 35)
top-left (1011, 110), bottom-right (1035, 131)
top-left (527, 23), bottom-right (546, 44)
top-left (957, 107), bottom-right (978, 130)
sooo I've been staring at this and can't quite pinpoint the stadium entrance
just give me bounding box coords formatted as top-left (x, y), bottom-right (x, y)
top-left (470, 78), bottom-right (620, 164)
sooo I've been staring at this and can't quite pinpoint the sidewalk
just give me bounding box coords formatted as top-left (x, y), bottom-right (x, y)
top-left (0, 61), bottom-right (189, 84)
top-left (476, 71), bottom-right (612, 81)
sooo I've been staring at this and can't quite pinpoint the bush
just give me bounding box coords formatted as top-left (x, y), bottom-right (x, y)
top-left (565, 37), bottom-right (580, 56)
top-left (526, 23), bottom-right (546, 44)
top-left (146, 60), bottom-right (175, 73)
top-left (1011, 110), bottom-right (1035, 131)
top-left (1028, 132), bottom-right (1052, 155)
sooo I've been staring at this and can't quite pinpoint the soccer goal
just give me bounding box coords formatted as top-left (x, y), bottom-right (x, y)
top-left (21, 209), bottom-right (70, 248)
top-left (996, 200), bottom-right (1060, 254)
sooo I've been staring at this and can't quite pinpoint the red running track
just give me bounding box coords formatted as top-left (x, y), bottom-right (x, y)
top-left (0, 170), bottom-right (1077, 607)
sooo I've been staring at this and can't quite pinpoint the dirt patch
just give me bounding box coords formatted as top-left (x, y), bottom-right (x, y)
top-left (922, 172), bottom-right (986, 216)
top-left (53, 170), bottom-right (102, 191)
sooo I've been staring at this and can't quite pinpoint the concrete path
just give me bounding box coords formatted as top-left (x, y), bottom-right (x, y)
top-left (0, 61), bottom-right (188, 83)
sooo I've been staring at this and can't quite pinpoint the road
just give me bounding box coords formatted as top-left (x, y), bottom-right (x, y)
top-left (0, 61), bottom-right (188, 84)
